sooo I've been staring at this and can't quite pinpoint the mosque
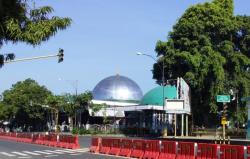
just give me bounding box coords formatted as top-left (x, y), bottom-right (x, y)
top-left (89, 74), bottom-right (191, 136)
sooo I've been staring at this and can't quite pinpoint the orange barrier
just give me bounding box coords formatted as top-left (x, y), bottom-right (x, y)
top-left (176, 142), bottom-right (195, 159)
top-left (99, 138), bottom-right (111, 154)
top-left (158, 141), bottom-right (176, 159)
top-left (220, 145), bottom-right (244, 159)
top-left (109, 138), bottom-right (121, 156)
top-left (119, 139), bottom-right (133, 157)
top-left (130, 139), bottom-right (145, 158)
top-left (143, 140), bottom-right (160, 159)
top-left (0, 132), bottom-right (80, 149)
top-left (197, 143), bottom-right (218, 159)
top-left (90, 137), bottom-right (100, 153)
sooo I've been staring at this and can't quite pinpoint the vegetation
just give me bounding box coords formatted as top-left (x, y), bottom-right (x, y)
top-left (154, 0), bottom-right (250, 126)
top-left (0, 79), bottom-right (52, 131)
top-left (0, 0), bottom-right (72, 67)
top-left (0, 79), bottom-right (93, 132)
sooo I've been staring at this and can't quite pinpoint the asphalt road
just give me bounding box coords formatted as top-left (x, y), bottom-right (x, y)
top-left (0, 138), bottom-right (124, 159)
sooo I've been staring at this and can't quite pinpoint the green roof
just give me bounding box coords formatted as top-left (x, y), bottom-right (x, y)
top-left (140, 86), bottom-right (177, 106)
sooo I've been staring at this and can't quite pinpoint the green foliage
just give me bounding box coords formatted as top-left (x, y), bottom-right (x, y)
top-left (0, 78), bottom-right (51, 130)
top-left (0, 0), bottom-right (72, 67)
top-left (72, 127), bottom-right (79, 135)
top-left (154, 0), bottom-right (250, 126)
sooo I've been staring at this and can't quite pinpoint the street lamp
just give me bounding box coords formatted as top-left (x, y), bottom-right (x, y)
top-left (136, 52), bottom-right (165, 109)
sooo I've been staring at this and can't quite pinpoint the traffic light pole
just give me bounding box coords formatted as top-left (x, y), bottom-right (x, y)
top-left (4, 48), bottom-right (64, 64)
top-left (4, 54), bottom-right (59, 64)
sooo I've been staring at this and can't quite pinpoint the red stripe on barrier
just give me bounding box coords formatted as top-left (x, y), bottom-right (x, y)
top-left (220, 145), bottom-right (244, 159)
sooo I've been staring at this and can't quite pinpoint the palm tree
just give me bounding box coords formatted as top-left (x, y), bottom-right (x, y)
top-left (45, 95), bottom-right (63, 133)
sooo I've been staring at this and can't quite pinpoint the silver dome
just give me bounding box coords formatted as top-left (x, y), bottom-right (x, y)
top-left (92, 75), bottom-right (143, 101)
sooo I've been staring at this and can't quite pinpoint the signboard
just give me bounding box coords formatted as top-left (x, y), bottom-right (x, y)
top-left (217, 95), bottom-right (230, 103)
top-left (178, 78), bottom-right (191, 114)
top-left (221, 117), bottom-right (227, 125)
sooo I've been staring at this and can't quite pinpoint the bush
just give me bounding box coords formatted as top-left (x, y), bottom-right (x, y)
top-left (72, 127), bottom-right (78, 135)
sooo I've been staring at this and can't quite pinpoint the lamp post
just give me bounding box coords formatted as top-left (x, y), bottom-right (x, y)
top-left (137, 52), bottom-right (168, 137)
top-left (136, 52), bottom-right (165, 109)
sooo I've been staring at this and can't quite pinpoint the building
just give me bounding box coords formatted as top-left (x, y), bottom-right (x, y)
top-left (90, 75), bottom-right (191, 136)
top-left (89, 74), bottom-right (143, 125)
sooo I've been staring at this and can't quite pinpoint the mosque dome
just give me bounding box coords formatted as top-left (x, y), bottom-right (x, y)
top-left (92, 75), bottom-right (143, 102)
top-left (140, 86), bottom-right (177, 106)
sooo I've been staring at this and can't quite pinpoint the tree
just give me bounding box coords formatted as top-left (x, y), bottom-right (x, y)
top-left (0, 0), bottom-right (71, 67)
top-left (61, 91), bottom-right (93, 129)
top-left (45, 94), bottom-right (64, 133)
top-left (154, 0), bottom-right (250, 126)
top-left (0, 78), bottom-right (51, 131)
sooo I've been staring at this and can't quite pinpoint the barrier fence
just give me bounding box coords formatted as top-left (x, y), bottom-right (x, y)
top-left (0, 132), bottom-right (79, 149)
top-left (90, 137), bottom-right (250, 159)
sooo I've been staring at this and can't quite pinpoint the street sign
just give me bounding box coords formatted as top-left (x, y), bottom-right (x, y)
top-left (221, 117), bottom-right (227, 125)
top-left (217, 95), bottom-right (230, 103)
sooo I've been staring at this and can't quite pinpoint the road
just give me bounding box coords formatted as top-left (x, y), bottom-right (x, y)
top-left (0, 138), bottom-right (124, 159)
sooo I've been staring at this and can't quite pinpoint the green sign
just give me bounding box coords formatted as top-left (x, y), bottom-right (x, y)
top-left (217, 95), bottom-right (230, 103)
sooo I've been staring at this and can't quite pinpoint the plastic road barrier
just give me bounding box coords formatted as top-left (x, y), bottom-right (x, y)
top-left (90, 137), bottom-right (100, 153)
top-left (220, 144), bottom-right (244, 159)
top-left (158, 141), bottom-right (177, 159)
top-left (109, 138), bottom-right (122, 156)
top-left (99, 138), bottom-right (112, 154)
top-left (197, 143), bottom-right (218, 159)
top-left (119, 139), bottom-right (133, 157)
top-left (176, 142), bottom-right (196, 159)
top-left (143, 140), bottom-right (160, 159)
top-left (130, 139), bottom-right (145, 158)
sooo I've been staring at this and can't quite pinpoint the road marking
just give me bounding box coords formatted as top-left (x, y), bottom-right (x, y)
top-left (54, 149), bottom-right (76, 153)
top-left (0, 152), bottom-right (16, 157)
top-left (70, 153), bottom-right (82, 155)
top-left (22, 151), bottom-right (41, 155)
top-left (34, 151), bottom-right (52, 155)
top-left (44, 155), bottom-right (58, 158)
top-left (12, 152), bottom-right (29, 156)
top-left (43, 150), bottom-right (65, 154)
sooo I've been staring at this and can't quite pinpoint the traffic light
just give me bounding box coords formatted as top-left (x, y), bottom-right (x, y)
top-left (58, 48), bottom-right (64, 63)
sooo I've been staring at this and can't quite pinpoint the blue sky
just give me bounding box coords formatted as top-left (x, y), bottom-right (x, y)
top-left (1, 0), bottom-right (250, 95)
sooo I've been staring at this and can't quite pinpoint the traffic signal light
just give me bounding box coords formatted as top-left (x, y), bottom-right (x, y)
top-left (58, 48), bottom-right (64, 63)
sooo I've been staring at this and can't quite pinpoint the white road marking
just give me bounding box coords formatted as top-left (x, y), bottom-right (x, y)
top-left (0, 152), bottom-right (16, 157)
top-left (70, 153), bottom-right (82, 155)
top-left (54, 149), bottom-right (76, 153)
top-left (12, 151), bottom-right (29, 156)
top-left (22, 151), bottom-right (41, 155)
top-left (34, 150), bottom-right (52, 155)
top-left (44, 155), bottom-right (58, 158)
top-left (43, 150), bottom-right (65, 154)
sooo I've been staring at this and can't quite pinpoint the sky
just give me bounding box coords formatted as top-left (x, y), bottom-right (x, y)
top-left (1, 0), bottom-right (250, 95)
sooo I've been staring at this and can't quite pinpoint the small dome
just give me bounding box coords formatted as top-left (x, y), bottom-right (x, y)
top-left (92, 75), bottom-right (143, 102)
top-left (141, 86), bottom-right (177, 106)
